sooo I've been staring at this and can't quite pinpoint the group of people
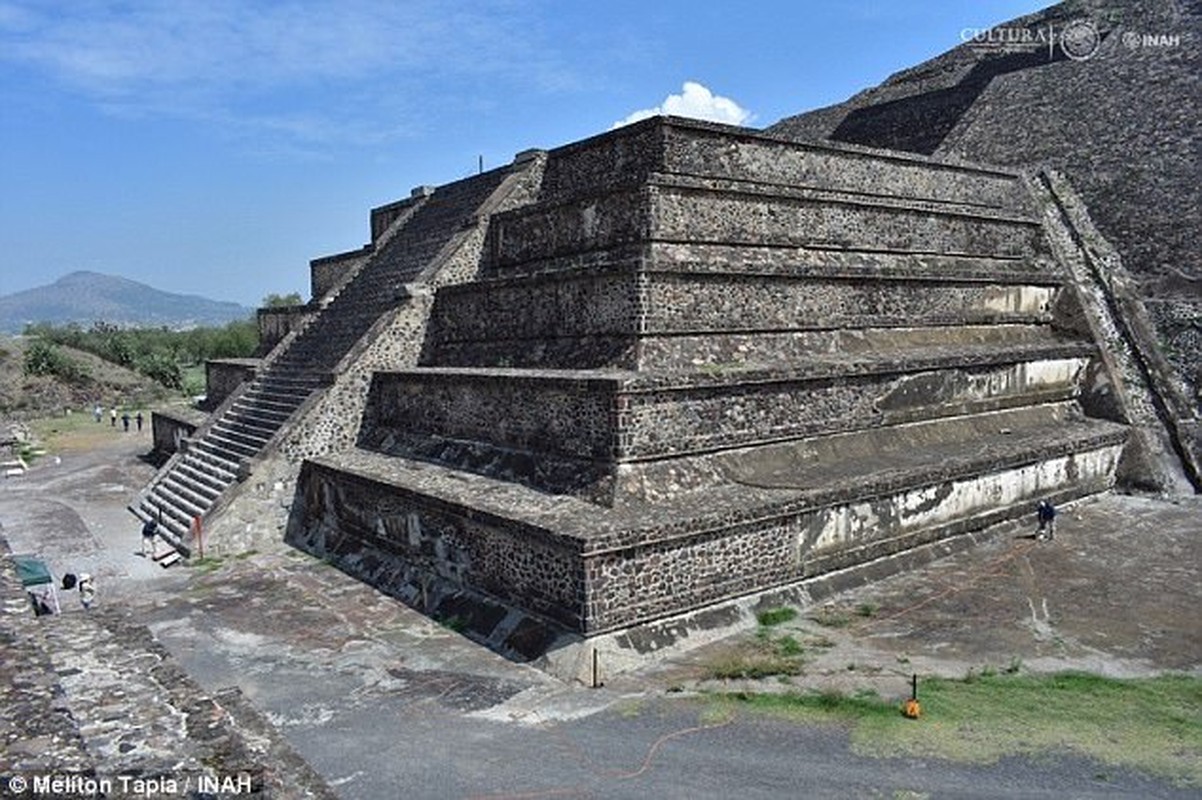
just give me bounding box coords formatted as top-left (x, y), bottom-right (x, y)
top-left (92, 404), bottom-right (145, 433)
top-left (60, 572), bottom-right (95, 611)
top-left (48, 521), bottom-right (163, 614)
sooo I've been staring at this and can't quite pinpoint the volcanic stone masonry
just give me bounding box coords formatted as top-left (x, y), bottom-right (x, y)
top-left (140, 115), bottom-right (1193, 671)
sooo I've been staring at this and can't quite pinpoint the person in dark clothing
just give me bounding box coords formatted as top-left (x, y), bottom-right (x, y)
top-left (121, 412), bottom-right (131, 432)
top-left (1037, 500), bottom-right (1057, 541)
top-left (141, 518), bottom-right (159, 558)
top-left (135, 411), bottom-right (144, 432)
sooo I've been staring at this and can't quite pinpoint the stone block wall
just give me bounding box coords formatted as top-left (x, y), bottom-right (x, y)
top-left (427, 269), bottom-right (1059, 370)
top-left (486, 182), bottom-right (1044, 276)
top-left (539, 117), bottom-right (1030, 213)
top-left (257, 306), bottom-right (312, 355)
top-left (657, 120), bottom-right (1030, 211)
top-left (204, 359), bottom-right (259, 409)
top-left (282, 117), bottom-right (1134, 650)
top-left (151, 409), bottom-right (204, 458)
top-left (369, 195), bottom-right (424, 243)
top-left (310, 247), bottom-right (372, 301)
top-left (361, 351), bottom-right (1092, 503)
top-left (292, 417), bottom-right (1124, 634)
top-left (581, 444), bottom-right (1123, 629)
top-left (292, 461), bottom-right (589, 629)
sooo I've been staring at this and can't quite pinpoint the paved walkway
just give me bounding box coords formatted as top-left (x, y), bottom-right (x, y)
top-left (1, 432), bottom-right (1198, 798)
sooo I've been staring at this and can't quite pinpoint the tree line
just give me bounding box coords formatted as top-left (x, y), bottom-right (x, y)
top-left (22, 317), bottom-right (259, 391)
top-left (20, 293), bottom-right (303, 391)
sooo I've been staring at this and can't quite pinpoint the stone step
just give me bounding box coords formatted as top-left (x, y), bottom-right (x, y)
top-left (251, 378), bottom-right (322, 398)
top-left (256, 368), bottom-right (328, 385)
top-left (138, 494), bottom-right (194, 541)
top-left (428, 268), bottom-right (1064, 370)
top-left (299, 409), bottom-right (1126, 634)
top-left (175, 460), bottom-right (230, 495)
top-left (185, 444), bottom-right (240, 477)
top-left (218, 411), bottom-right (280, 439)
top-left (153, 479), bottom-right (210, 521)
top-left (130, 163), bottom-right (523, 559)
top-left (162, 471), bottom-right (221, 508)
top-left (242, 385), bottom-right (311, 407)
top-left (229, 400), bottom-right (292, 426)
top-left (211, 421), bottom-right (273, 451)
top-left (204, 430), bottom-right (260, 459)
top-left (264, 169), bottom-right (511, 373)
top-left (364, 340), bottom-right (1097, 474)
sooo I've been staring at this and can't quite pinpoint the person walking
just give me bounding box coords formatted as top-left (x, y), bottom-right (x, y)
top-left (121, 412), bottom-right (131, 433)
top-left (1037, 500), bottom-right (1057, 541)
top-left (141, 518), bottom-right (159, 558)
top-left (94, 404), bottom-right (103, 423)
top-left (136, 411), bottom-right (144, 432)
top-left (110, 407), bottom-right (118, 427)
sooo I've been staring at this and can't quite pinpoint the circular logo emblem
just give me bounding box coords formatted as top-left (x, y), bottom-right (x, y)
top-left (1060, 19), bottom-right (1101, 60)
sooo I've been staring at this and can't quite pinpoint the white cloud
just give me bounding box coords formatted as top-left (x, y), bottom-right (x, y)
top-left (612, 81), bottom-right (753, 129)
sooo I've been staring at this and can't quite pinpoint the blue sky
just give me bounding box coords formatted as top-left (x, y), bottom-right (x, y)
top-left (0, 0), bottom-right (1047, 308)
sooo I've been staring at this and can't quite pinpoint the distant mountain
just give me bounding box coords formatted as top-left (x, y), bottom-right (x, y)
top-left (0, 271), bottom-right (255, 333)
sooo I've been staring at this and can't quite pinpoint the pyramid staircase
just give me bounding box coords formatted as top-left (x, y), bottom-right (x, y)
top-left (287, 118), bottom-right (1129, 652)
top-left (133, 167), bottom-right (515, 552)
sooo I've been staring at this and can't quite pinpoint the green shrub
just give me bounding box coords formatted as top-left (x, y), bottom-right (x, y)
top-left (757, 607), bottom-right (798, 627)
top-left (23, 340), bottom-right (90, 383)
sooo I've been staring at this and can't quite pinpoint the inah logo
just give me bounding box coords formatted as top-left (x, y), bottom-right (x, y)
top-left (1060, 19), bottom-right (1101, 61)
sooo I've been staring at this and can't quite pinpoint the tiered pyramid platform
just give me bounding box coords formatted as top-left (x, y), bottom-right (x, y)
top-left (286, 118), bottom-right (1126, 652)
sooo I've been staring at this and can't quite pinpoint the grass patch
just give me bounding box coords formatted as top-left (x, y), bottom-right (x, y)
top-left (705, 651), bottom-right (804, 681)
top-left (775, 635), bottom-right (804, 657)
top-left (855, 601), bottom-right (879, 618)
top-left (17, 443), bottom-right (44, 464)
top-left (735, 687), bottom-right (897, 718)
top-left (189, 556), bottom-right (225, 575)
top-left (809, 606), bottom-right (855, 628)
top-left (707, 671), bottom-right (1202, 786)
top-left (704, 635), bottom-right (806, 680)
top-left (438, 614), bottom-right (468, 633)
top-left (704, 628), bottom-right (807, 680)
top-left (756, 606), bottom-right (798, 627)
top-left (804, 634), bottom-right (837, 649)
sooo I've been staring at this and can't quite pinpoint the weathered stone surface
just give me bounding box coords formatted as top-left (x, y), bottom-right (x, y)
top-left (769, 0), bottom-right (1201, 483)
top-left (0, 535), bottom-right (337, 798)
top-left (204, 359), bottom-right (260, 410)
top-left (128, 116), bottom-right (1157, 659)
top-left (290, 402), bottom-right (1125, 634)
top-left (265, 117), bottom-right (1142, 649)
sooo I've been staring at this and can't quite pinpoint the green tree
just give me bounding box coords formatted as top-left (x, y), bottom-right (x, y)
top-left (18, 317), bottom-right (258, 391)
top-left (135, 351), bottom-right (183, 389)
top-left (23, 340), bottom-right (90, 383)
top-left (262, 292), bottom-right (303, 308)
